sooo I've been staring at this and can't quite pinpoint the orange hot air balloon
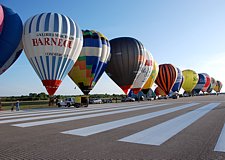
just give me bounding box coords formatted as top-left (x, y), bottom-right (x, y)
top-left (154, 86), bottom-right (166, 96)
top-left (155, 64), bottom-right (177, 95)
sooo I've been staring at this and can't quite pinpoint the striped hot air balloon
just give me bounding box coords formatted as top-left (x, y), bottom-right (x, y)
top-left (131, 48), bottom-right (153, 94)
top-left (206, 77), bottom-right (216, 93)
top-left (69, 30), bottom-right (111, 95)
top-left (154, 86), bottom-right (166, 96)
top-left (106, 37), bottom-right (146, 95)
top-left (171, 67), bottom-right (183, 93)
top-left (192, 73), bottom-right (206, 94)
top-left (201, 73), bottom-right (211, 93)
top-left (23, 13), bottom-right (83, 96)
top-left (155, 64), bottom-right (178, 95)
top-left (0, 5), bottom-right (3, 34)
top-left (0, 5), bottom-right (23, 75)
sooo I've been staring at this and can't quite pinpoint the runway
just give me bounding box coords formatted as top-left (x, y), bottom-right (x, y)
top-left (0, 95), bottom-right (225, 159)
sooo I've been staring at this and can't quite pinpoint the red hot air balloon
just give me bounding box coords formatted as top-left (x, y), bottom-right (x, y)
top-left (155, 64), bottom-right (178, 95)
top-left (201, 73), bottom-right (211, 93)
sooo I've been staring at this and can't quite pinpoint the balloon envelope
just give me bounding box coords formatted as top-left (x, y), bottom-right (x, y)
top-left (142, 59), bottom-right (159, 94)
top-left (171, 67), bottom-right (183, 92)
top-left (106, 37), bottom-right (145, 95)
top-left (155, 64), bottom-right (177, 95)
top-left (0, 5), bottom-right (3, 33)
top-left (192, 73), bottom-right (206, 94)
top-left (182, 69), bottom-right (199, 93)
top-left (0, 5), bottom-right (23, 75)
top-left (201, 73), bottom-right (211, 92)
top-left (69, 30), bottom-right (110, 95)
top-left (214, 80), bottom-right (223, 92)
top-left (154, 86), bottom-right (166, 96)
top-left (131, 49), bottom-right (153, 94)
top-left (207, 77), bottom-right (216, 93)
top-left (23, 13), bottom-right (83, 95)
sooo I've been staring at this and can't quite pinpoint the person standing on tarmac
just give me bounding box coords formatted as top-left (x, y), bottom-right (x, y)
top-left (15, 100), bottom-right (20, 111)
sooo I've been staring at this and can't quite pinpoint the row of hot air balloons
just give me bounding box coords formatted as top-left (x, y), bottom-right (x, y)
top-left (0, 5), bottom-right (223, 97)
top-left (154, 66), bottom-right (223, 97)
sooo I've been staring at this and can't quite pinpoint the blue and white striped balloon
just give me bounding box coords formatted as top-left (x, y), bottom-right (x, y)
top-left (23, 13), bottom-right (83, 95)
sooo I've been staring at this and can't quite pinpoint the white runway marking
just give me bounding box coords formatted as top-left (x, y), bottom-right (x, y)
top-left (119, 103), bottom-right (220, 146)
top-left (12, 103), bottom-right (171, 128)
top-left (1, 103), bottom-right (162, 124)
top-left (214, 124), bottom-right (225, 152)
top-left (61, 103), bottom-right (199, 136)
top-left (0, 102), bottom-right (148, 118)
top-left (0, 102), bottom-right (145, 120)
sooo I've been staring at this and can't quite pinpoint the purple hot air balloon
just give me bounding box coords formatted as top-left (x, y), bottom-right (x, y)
top-left (0, 5), bottom-right (3, 34)
top-left (0, 5), bottom-right (23, 75)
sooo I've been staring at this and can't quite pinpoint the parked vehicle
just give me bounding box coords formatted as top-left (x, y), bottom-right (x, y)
top-left (102, 99), bottom-right (112, 103)
top-left (121, 97), bottom-right (135, 102)
top-left (74, 96), bottom-right (89, 107)
top-left (57, 96), bottom-right (89, 108)
top-left (89, 98), bottom-right (103, 104)
top-left (57, 97), bottom-right (75, 107)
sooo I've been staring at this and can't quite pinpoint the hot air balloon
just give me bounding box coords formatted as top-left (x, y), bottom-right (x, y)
top-left (0, 5), bottom-right (23, 75)
top-left (131, 48), bottom-right (153, 94)
top-left (171, 67), bottom-right (183, 93)
top-left (192, 73), bottom-right (206, 94)
top-left (23, 13), bottom-right (83, 96)
top-left (182, 69), bottom-right (198, 93)
top-left (211, 77), bottom-right (217, 89)
top-left (201, 73), bottom-right (211, 93)
top-left (207, 77), bottom-right (216, 93)
top-left (154, 86), bottom-right (166, 96)
top-left (68, 30), bottom-right (110, 95)
top-left (142, 59), bottom-right (159, 95)
top-left (155, 64), bottom-right (177, 95)
top-left (214, 80), bottom-right (223, 93)
top-left (105, 37), bottom-right (145, 95)
top-left (0, 5), bottom-right (3, 34)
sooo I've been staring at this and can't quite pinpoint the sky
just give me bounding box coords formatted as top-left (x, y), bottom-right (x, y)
top-left (1, 0), bottom-right (225, 96)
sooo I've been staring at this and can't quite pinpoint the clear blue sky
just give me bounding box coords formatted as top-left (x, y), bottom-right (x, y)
top-left (1, 0), bottom-right (225, 96)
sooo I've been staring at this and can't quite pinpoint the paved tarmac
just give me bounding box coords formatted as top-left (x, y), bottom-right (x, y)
top-left (0, 95), bottom-right (225, 159)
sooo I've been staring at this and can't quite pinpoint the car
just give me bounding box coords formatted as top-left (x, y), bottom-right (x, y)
top-left (57, 97), bottom-right (75, 107)
top-left (121, 97), bottom-right (135, 102)
top-left (89, 98), bottom-right (103, 104)
top-left (102, 99), bottom-right (112, 103)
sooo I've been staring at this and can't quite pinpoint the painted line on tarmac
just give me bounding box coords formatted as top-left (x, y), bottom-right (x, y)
top-left (119, 103), bottom-right (220, 146)
top-left (0, 102), bottom-right (147, 120)
top-left (0, 102), bottom-right (146, 118)
top-left (12, 103), bottom-right (172, 128)
top-left (2, 102), bottom-right (160, 124)
top-left (62, 103), bottom-right (199, 136)
top-left (214, 124), bottom-right (225, 152)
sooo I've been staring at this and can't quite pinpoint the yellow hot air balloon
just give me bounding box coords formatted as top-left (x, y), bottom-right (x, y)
top-left (214, 80), bottom-right (223, 93)
top-left (142, 59), bottom-right (159, 94)
top-left (182, 69), bottom-right (199, 93)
